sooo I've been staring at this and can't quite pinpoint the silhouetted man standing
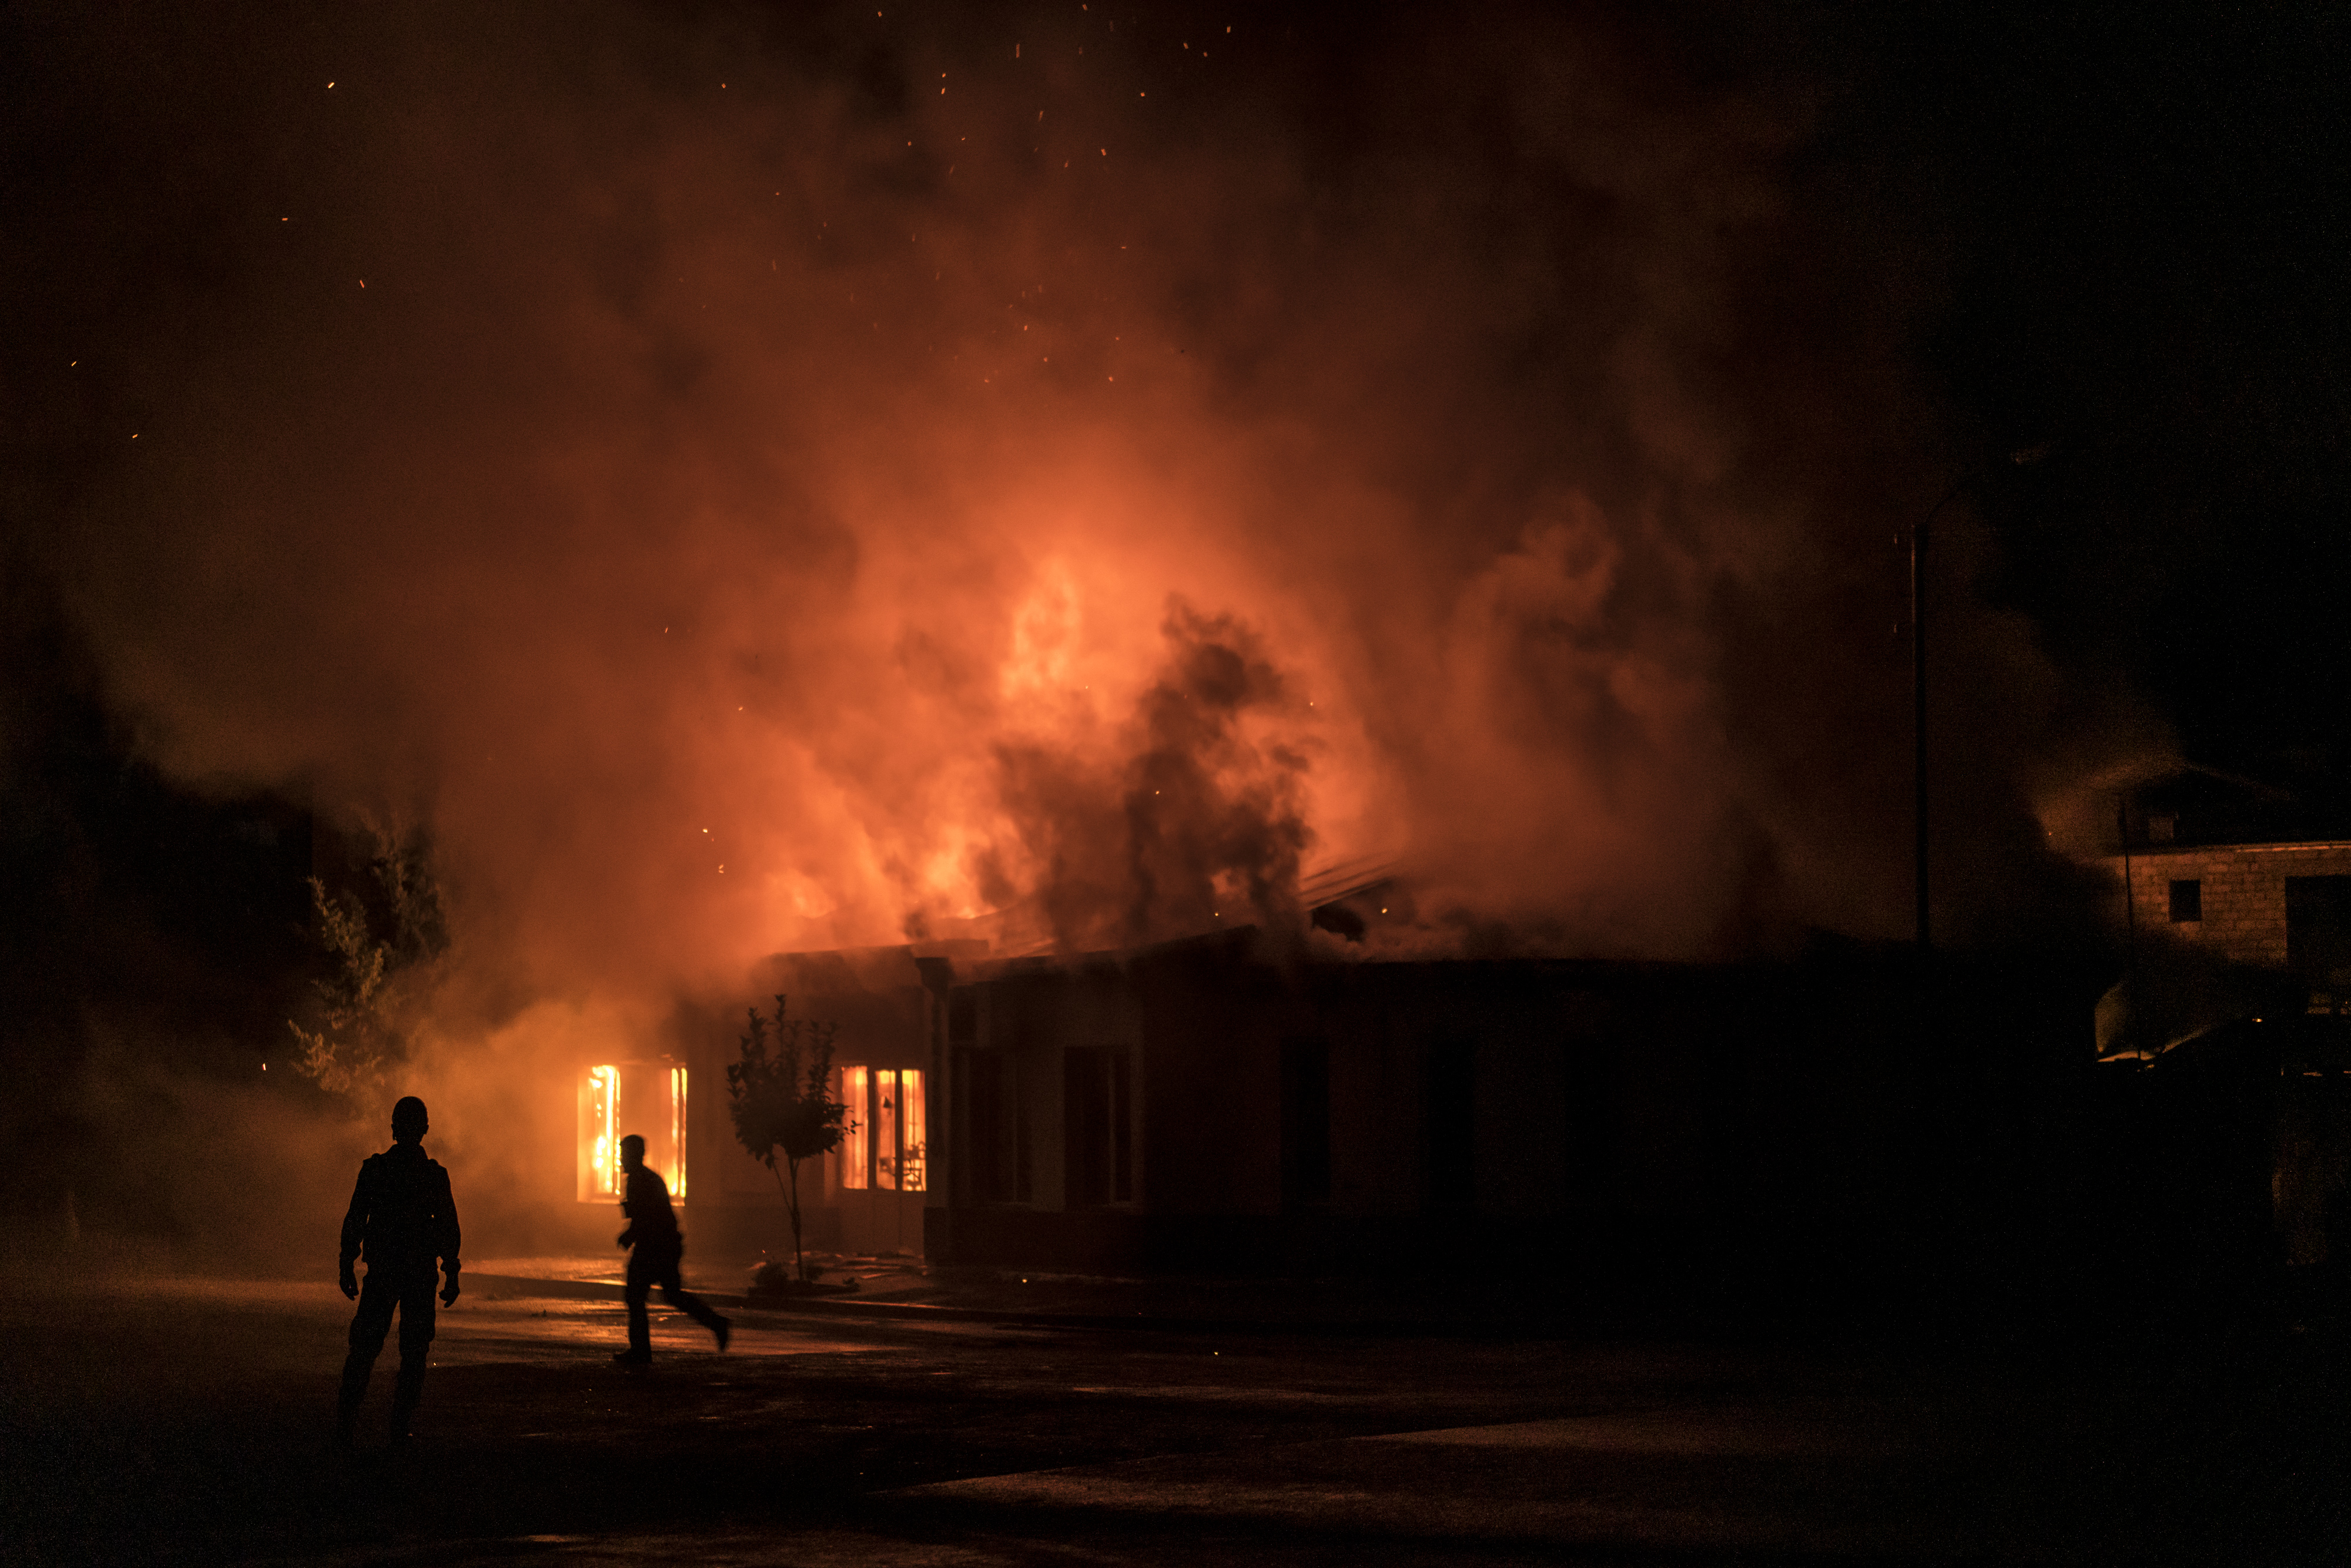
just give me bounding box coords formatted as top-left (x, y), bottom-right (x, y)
top-left (615, 1133), bottom-right (729, 1363)
top-left (337, 1095), bottom-right (460, 1443)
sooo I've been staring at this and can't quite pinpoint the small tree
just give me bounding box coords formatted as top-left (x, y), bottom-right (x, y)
top-left (725, 994), bottom-right (850, 1284)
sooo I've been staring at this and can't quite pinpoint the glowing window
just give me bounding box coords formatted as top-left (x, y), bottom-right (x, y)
top-left (839, 1067), bottom-right (925, 1193)
top-left (579, 1064), bottom-right (687, 1202)
top-left (669, 1066), bottom-right (688, 1201)
top-left (876, 1071), bottom-right (901, 1190)
top-left (894, 1068), bottom-right (927, 1194)
top-left (839, 1066), bottom-right (869, 1189)
top-left (580, 1066), bottom-right (619, 1201)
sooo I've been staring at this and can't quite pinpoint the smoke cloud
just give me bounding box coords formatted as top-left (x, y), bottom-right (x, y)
top-left (13, 0), bottom-right (2140, 1036)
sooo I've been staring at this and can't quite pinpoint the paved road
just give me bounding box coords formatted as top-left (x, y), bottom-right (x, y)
top-left (3, 1272), bottom-right (2345, 1564)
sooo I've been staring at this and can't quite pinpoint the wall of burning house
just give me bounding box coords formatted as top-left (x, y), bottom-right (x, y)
top-left (523, 919), bottom-right (2108, 1314)
top-left (930, 933), bottom-right (2105, 1311)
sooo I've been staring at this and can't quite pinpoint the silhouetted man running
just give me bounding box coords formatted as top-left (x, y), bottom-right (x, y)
top-left (337, 1095), bottom-right (460, 1444)
top-left (614, 1133), bottom-right (729, 1363)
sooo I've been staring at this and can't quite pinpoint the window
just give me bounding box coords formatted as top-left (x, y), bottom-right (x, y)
top-left (839, 1066), bottom-right (869, 1189)
top-left (578, 1063), bottom-right (685, 1201)
top-left (580, 1066), bottom-right (619, 1200)
top-left (835, 1066), bottom-right (926, 1194)
top-left (962, 1050), bottom-right (1023, 1202)
top-left (878, 1069), bottom-right (927, 1192)
top-left (669, 1066), bottom-right (688, 1201)
top-left (2148, 813), bottom-right (2177, 843)
top-left (2169, 879), bottom-right (2202, 923)
top-left (1061, 1046), bottom-right (1133, 1207)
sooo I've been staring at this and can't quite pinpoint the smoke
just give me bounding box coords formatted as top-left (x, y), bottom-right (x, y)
top-left (993, 599), bottom-right (1313, 951)
top-left (9, 0), bottom-right (2148, 1043)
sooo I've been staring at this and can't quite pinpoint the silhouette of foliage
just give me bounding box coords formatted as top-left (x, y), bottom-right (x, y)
top-left (288, 817), bottom-right (448, 1096)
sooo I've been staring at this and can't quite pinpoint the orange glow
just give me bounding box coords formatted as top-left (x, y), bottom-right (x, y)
top-left (55, 7), bottom-right (2144, 1066)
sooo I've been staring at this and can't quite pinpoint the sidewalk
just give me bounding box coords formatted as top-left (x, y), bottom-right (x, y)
top-left (463, 1252), bottom-right (1586, 1336)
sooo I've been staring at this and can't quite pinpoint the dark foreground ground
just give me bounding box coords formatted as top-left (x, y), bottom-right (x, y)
top-left (3, 1265), bottom-right (2347, 1565)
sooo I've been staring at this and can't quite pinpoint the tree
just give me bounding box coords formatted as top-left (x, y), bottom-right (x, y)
top-left (287, 817), bottom-right (448, 1096)
top-left (725, 994), bottom-right (850, 1284)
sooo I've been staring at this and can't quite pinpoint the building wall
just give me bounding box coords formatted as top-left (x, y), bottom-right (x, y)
top-left (2113, 842), bottom-right (2351, 969)
top-left (930, 939), bottom-right (2101, 1301)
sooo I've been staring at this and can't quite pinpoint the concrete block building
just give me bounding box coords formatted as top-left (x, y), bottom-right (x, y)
top-left (2115, 840), bottom-right (2351, 978)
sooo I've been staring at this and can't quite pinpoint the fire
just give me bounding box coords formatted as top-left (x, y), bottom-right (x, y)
top-left (580, 1066), bottom-right (618, 1201)
top-left (36, 0), bottom-right (2132, 1035)
top-left (577, 1063), bottom-right (687, 1201)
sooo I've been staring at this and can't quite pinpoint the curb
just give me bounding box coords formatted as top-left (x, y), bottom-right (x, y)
top-left (460, 1272), bottom-right (1565, 1338)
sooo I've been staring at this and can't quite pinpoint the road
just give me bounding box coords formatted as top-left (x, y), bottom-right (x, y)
top-left (3, 1271), bottom-right (2345, 1564)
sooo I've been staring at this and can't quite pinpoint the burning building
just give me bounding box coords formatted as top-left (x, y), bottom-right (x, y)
top-left (578, 906), bottom-right (2101, 1318)
top-left (5, 6), bottom-right (2223, 1289)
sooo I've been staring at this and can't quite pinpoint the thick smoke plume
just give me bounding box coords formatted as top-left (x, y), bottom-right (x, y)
top-left (992, 600), bottom-right (1312, 952)
top-left (12, 1), bottom-right (2142, 1057)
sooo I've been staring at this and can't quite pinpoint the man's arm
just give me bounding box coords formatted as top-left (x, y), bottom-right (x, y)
top-left (436, 1166), bottom-right (462, 1306)
top-left (337, 1161), bottom-right (371, 1300)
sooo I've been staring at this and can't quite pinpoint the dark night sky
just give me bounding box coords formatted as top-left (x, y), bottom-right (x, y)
top-left (4, 2), bottom-right (2350, 1212)
top-left (1884, 5), bottom-right (2351, 785)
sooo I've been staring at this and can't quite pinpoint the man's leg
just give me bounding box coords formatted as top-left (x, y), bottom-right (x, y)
top-left (656, 1260), bottom-right (731, 1349)
top-left (338, 1271), bottom-right (399, 1437)
top-left (618, 1251), bottom-right (653, 1362)
top-left (388, 1269), bottom-right (438, 1439)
